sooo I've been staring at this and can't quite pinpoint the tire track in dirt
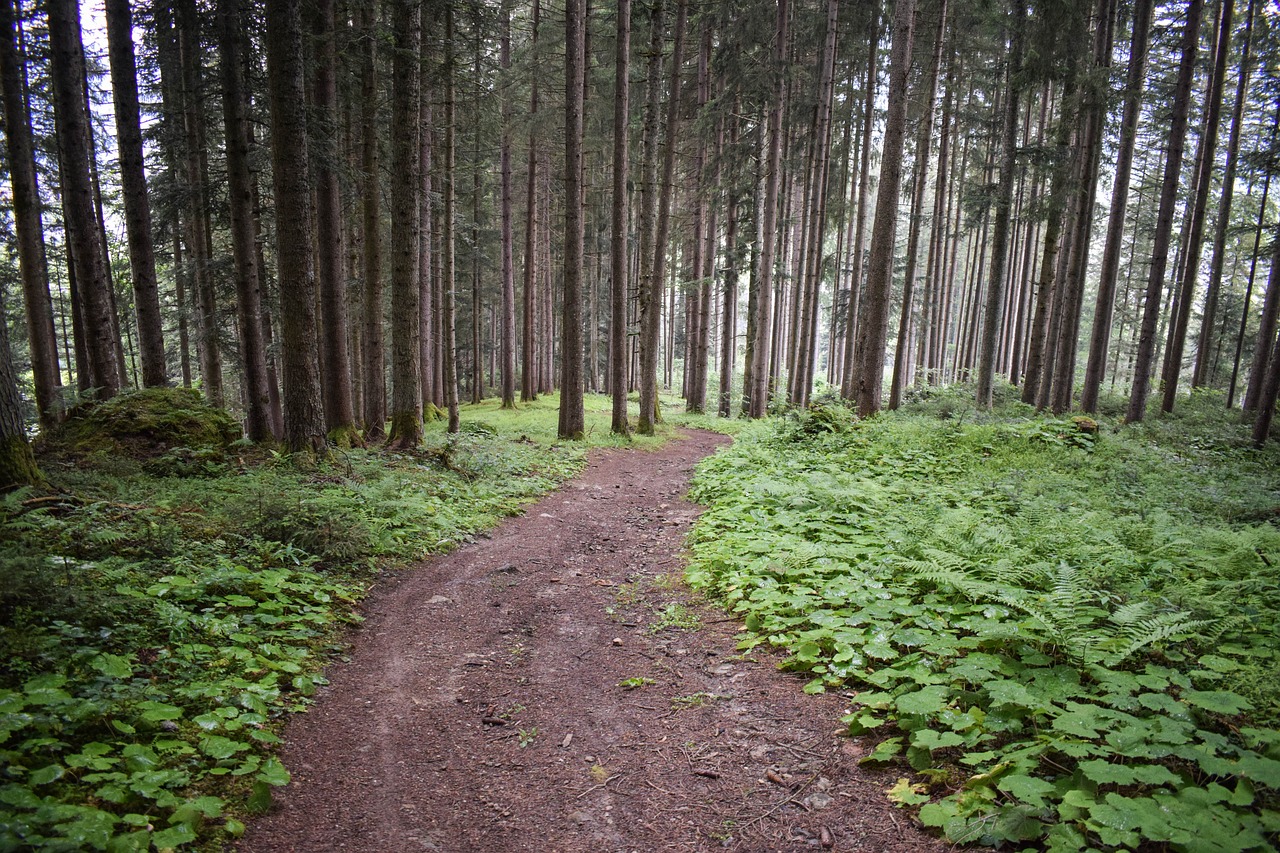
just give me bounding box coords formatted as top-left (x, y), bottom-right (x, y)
top-left (239, 429), bottom-right (946, 853)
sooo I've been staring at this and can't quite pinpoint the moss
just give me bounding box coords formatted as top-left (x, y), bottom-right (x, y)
top-left (0, 435), bottom-right (45, 490)
top-left (42, 387), bottom-right (242, 460)
top-left (327, 424), bottom-right (364, 450)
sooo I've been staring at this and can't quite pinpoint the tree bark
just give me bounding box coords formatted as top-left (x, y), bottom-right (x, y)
top-left (975, 0), bottom-right (1025, 408)
top-left (840, 25), bottom-right (878, 400)
top-left (610, 0), bottom-right (631, 434)
top-left (385, 0), bottom-right (423, 446)
top-left (1193, 0), bottom-right (1255, 388)
top-left (747, 0), bottom-right (788, 419)
top-left (499, 1), bottom-right (517, 410)
top-left (104, 0), bottom-right (166, 388)
top-left (1125, 0), bottom-right (1203, 422)
top-left (47, 0), bottom-right (120, 398)
top-left (1080, 0), bottom-right (1152, 413)
top-left (359, 0), bottom-right (385, 438)
top-left (442, 4), bottom-right (460, 433)
top-left (0, 296), bottom-right (41, 488)
top-left (559, 0), bottom-right (586, 439)
top-left (311, 0), bottom-right (358, 443)
top-left (0, 0), bottom-right (61, 427)
top-left (1250, 224), bottom-right (1280, 446)
top-left (521, 0), bottom-right (541, 404)
top-left (220, 0), bottom-right (277, 442)
top-left (266, 0), bottom-right (327, 453)
top-left (1161, 0), bottom-right (1232, 413)
top-left (854, 0), bottom-right (915, 417)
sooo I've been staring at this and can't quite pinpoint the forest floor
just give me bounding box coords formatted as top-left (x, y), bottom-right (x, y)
top-left (236, 428), bottom-right (947, 853)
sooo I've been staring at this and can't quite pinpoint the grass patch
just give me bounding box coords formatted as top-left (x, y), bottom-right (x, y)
top-left (687, 389), bottom-right (1280, 850)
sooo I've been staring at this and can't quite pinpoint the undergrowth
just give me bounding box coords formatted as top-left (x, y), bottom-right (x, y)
top-left (687, 390), bottom-right (1280, 851)
top-left (0, 390), bottom-right (679, 850)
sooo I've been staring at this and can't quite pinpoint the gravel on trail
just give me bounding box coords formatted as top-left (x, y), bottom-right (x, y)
top-left (239, 429), bottom-right (948, 853)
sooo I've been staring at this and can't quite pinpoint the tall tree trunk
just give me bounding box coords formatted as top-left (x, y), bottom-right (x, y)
top-left (638, 0), bottom-right (687, 433)
top-left (521, 0), bottom-right (541, 403)
top-left (311, 0), bottom-right (358, 443)
top-left (559, 0), bottom-right (586, 439)
top-left (220, 0), bottom-right (276, 442)
top-left (498, 2), bottom-right (517, 410)
top-left (0, 0), bottom-right (60, 427)
top-left (1234, 112), bottom-right (1277, 410)
top-left (974, 0), bottom-right (1026, 407)
top-left (385, 0), bottom-right (423, 446)
top-left (854, 0), bottom-right (915, 417)
top-left (1160, 0), bottom-right (1231, 413)
top-left (747, 0), bottom-right (788, 418)
top-left (104, 0), bottom-right (165, 388)
top-left (47, 0), bottom-right (120, 398)
top-left (1081, 0), bottom-right (1152, 412)
top-left (442, 4), bottom-right (460, 433)
top-left (635, 0), bottom-right (666, 428)
top-left (610, 0), bottom-right (631, 433)
top-left (840, 18), bottom-right (877, 401)
top-left (1049, 0), bottom-right (1113, 414)
top-left (266, 0), bottom-right (326, 453)
top-left (176, 0), bottom-right (222, 406)
top-left (359, 0), bottom-right (385, 438)
top-left (1194, 0), bottom-right (1255, 388)
top-left (891, 0), bottom-right (947, 409)
top-left (1125, 0), bottom-right (1203, 421)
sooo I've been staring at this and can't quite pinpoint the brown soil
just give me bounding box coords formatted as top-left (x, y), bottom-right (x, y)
top-left (239, 429), bottom-right (948, 853)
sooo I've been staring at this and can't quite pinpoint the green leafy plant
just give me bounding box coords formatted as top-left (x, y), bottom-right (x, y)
top-left (686, 404), bottom-right (1280, 851)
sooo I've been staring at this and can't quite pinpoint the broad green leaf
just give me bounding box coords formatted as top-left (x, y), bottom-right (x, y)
top-left (91, 653), bottom-right (134, 680)
top-left (886, 777), bottom-right (930, 806)
top-left (257, 756), bottom-right (291, 786)
top-left (895, 685), bottom-right (950, 716)
top-left (1180, 690), bottom-right (1251, 715)
top-left (28, 763), bottom-right (65, 785)
top-left (997, 774), bottom-right (1055, 807)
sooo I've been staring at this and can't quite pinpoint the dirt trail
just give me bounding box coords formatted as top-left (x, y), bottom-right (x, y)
top-left (239, 429), bottom-right (946, 853)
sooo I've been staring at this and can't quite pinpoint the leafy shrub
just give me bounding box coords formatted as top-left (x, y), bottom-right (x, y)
top-left (687, 410), bottom-right (1280, 851)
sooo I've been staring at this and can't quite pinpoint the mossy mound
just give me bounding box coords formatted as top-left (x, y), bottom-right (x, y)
top-left (43, 388), bottom-right (242, 460)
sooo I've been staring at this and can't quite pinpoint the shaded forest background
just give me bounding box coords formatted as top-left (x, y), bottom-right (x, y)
top-left (1, 0), bottom-right (1280, 472)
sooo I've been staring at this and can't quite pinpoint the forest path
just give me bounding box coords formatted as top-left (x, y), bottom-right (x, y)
top-left (238, 429), bottom-right (944, 853)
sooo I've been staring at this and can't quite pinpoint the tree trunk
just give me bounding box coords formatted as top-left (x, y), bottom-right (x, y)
top-left (311, 0), bottom-right (358, 443)
top-left (359, 0), bottom-right (385, 439)
top-left (1161, 0), bottom-right (1232, 413)
top-left (0, 0), bottom-right (60, 427)
top-left (521, 0), bottom-right (541, 404)
top-left (176, 0), bottom-right (222, 406)
top-left (891, 0), bottom-right (947, 409)
top-left (1194, 0), bottom-right (1255, 388)
top-left (639, 0), bottom-right (687, 433)
top-left (559, 0), bottom-right (586, 439)
top-left (1250, 223), bottom-right (1280, 446)
top-left (0, 296), bottom-right (41, 488)
top-left (266, 0), bottom-right (327, 453)
top-left (220, 0), bottom-right (276, 442)
top-left (854, 0), bottom-right (915, 417)
top-left (104, 0), bottom-right (165, 388)
top-left (840, 18), bottom-right (877, 401)
top-left (747, 0), bottom-right (788, 419)
top-left (499, 1), bottom-right (517, 410)
top-left (442, 4), bottom-right (461, 433)
top-left (1080, 0), bottom-right (1152, 413)
top-left (385, 0), bottom-right (423, 446)
top-left (47, 0), bottom-right (120, 398)
top-left (1125, 0), bottom-right (1203, 422)
top-left (974, 0), bottom-right (1025, 408)
top-left (610, 0), bottom-right (631, 434)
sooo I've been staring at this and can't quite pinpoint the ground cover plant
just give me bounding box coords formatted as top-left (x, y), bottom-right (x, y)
top-left (687, 389), bottom-right (1280, 851)
top-left (0, 390), bottom-right (686, 850)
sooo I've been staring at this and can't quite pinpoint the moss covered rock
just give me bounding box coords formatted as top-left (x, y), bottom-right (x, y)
top-left (44, 388), bottom-right (242, 459)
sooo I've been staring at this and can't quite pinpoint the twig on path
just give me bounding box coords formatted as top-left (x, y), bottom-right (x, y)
top-left (644, 778), bottom-right (679, 796)
top-left (737, 770), bottom-right (823, 832)
top-left (575, 773), bottom-right (626, 799)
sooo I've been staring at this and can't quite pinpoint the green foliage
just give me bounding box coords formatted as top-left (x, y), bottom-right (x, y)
top-left (687, 404), bottom-right (1280, 851)
top-left (0, 397), bottom-right (628, 849)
